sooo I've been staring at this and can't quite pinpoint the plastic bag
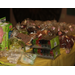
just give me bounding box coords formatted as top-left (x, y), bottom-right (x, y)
top-left (5, 49), bottom-right (22, 64)
top-left (16, 22), bottom-right (21, 30)
top-left (9, 37), bottom-right (22, 50)
top-left (59, 35), bottom-right (74, 54)
top-left (20, 53), bottom-right (37, 65)
top-left (7, 53), bottom-right (21, 64)
top-left (11, 29), bottom-right (19, 37)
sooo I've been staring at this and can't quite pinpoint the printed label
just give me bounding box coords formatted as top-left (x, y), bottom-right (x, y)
top-left (55, 51), bottom-right (58, 56)
top-left (9, 25), bottom-right (12, 29)
top-left (52, 27), bottom-right (55, 30)
top-left (54, 41), bottom-right (57, 47)
top-left (9, 31), bottom-right (12, 38)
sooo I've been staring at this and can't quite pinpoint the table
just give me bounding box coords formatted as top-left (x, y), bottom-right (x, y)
top-left (0, 43), bottom-right (75, 66)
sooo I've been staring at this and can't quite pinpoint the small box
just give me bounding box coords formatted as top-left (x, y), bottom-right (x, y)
top-left (0, 24), bottom-right (6, 51)
top-left (4, 23), bottom-right (13, 50)
top-left (32, 36), bottom-right (60, 49)
top-left (0, 18), bottom-right (13, 51)
top-left (33, 45), bottom-right (60, 59)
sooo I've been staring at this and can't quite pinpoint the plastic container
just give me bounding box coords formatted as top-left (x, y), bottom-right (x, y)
top-left (20, 53), bottom-right (37, 65)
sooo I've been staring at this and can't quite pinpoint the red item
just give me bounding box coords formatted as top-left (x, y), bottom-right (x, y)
top-left (50, 50), bottom-right (54, 56)
top-left (38, 49), bottom-right (41, 54)
top-left (59, 35), bottom-right (74, 49)
top-left (38, 36), bottom-right (42, 40)
top-left (48, 41), bottom-right (51, 45)
top-left (36, 39), bottom-right (39, 44)
top-left (38, 44), bottom-right (41, 47)
top-left (0, 27), bottom-right (4, 43)
top-left (58, 31), bottom-right (62, 36)
top-left (36, 39), bottom-right (41, 47)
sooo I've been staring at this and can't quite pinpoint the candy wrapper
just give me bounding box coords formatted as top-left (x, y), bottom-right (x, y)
top-left (21, 19), bottom-right (27, 26)
top-left (7, 53), bottom-right (21, 64)
top-left (59, 35), bottom-right (74, 54)
top-left (11, 29), bottom-right (19, 37)
top-left (7, 55), bottom-right (19, 63)
top-left (25, 19), bottom-right (37, 34)
top-left (18, 18), bottom-right (75, 54)
top-left (15, 22), bottom-right (28, 34)
top-left (3, 49), bottom-right (23, 64)
top-left (20, 53), bottom-right (37, 65)
top-left (26, 18), bottom-right (35, 28)
top-left (4, 49), bottom-right (23, 57)
top-left (16, 22), bottom-right (21, 30)
top-left (9, 37), bottom-right (22, 50)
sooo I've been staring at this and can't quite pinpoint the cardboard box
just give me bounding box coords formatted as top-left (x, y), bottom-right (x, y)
top-left (33, 45), bottom-right (60, 59)
top-left (3, 23), bottom-right (13, 50)
top-left (0, 24), bottom-right (6, 50)
top-left (32, 36), bottom-right (60, 49)
top-left (0, 17), bottom-right (13, 51)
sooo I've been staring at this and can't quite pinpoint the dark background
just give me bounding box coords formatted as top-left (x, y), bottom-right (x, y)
top-left (67, 8), bottom-right (75, 16)
top-left (12, 8), bottom-right (62, 22)
top-left (0, 8), bottom-right (10, 21)
top-left (0, 8), bottom-right (62, 23)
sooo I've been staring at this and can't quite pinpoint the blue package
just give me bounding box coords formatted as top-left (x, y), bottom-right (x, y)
top-left (9, 31), bottom-right (12, 38)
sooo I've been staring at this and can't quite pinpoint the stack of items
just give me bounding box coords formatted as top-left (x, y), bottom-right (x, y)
top-left (0, 17), bottom-right (13, 51)
top-left (4, 49), bottom-right (37, 65)
top-left (1, 17), bottom-right (75, 65)
top-left (12, 19), bottom-right (61, 59)
top-left (0, 17), bottom-right (37, 65)
top-left (20, 18), bottom-right (75, 54)
top-left (32, 36), bottom-right (60, 59)
top-left (10, 22), bottom-right (33, 52)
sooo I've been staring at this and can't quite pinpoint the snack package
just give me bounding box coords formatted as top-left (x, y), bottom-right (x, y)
top-left (16, 22), bottom-right (21, 31)
top-left (59, 35), bottom-right (74, 53)
top-left (0, 24), bottom-right (6, 50)
top-left (33, 46), bottom-right (60, 59)
top-left (0, 17), bottom-right (6, 22)
top-left (20, 53), bottom-right (37, 65)
top-left (0, 27), bottom-right (4, 43)
top-left (11, 29), bottom-right (19, 37)
top-left (15, 22), bottom-right (28, 34)
top-left (4, 49), bottom-right (23, 57)
top-left (3, 49), bottom-right (22, 64)
top-left (24, 19), bottom-right (36, 34)
top-left (9, 37), bottom-right (22, 50)
top-left (21, 19), bottom-right (27, 26)
top-left (68, 24), bottom-right (75, 36)
top-left (26, 19), bottom-right (35, 29)
top-left (3, 23), bottom-right (13, 50)
top-left (7, 53), bottom-right (21, 64)
top-left (0, 17), bottom-right (13, 50)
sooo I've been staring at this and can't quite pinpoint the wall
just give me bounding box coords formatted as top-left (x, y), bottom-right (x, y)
top-left (59, 8), bottom-right (75, 24)
top-left (10, 8), bottom-right (75, 26)
top-left (10, 8), bottom-right (17, 27)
